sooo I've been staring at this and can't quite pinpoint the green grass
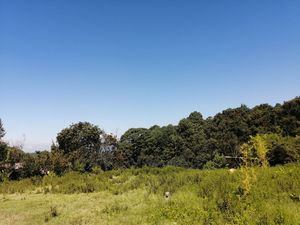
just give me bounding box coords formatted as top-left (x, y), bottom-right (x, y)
top-left (1, 164), bottom-right (300, 225)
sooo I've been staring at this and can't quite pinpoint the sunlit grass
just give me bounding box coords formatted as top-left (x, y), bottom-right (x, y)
top-left (1, 164), bottom-right (300, 224)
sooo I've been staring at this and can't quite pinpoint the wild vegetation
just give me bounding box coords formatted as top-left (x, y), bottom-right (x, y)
top-left (1, 164), bottom-right (300, 224)
top-left (0, 97), bottom-right (300, 180)
top-left (0, 97), bottom-right (300, 224)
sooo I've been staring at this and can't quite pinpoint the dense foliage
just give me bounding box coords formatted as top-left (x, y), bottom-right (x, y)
top-left (0, 97), bottom-right (300, 179)
top-left (55, 122), bottom-right (117, 172)
top-left (116, 97), bottom-right (300, 169)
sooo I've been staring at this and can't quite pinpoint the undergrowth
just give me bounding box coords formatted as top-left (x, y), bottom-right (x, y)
top-left (1, 164), bottom-right (300, 224)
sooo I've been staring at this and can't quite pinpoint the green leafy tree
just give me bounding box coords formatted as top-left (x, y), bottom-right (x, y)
top-left (57, 122), bottom-right (103, 155)
top-left (240, 133), bottom-right (300, 168)
top-left (208, 105), bottom-right (252, 165)
top-left (56, 122), bottom-right (116, 171)
top-left (177, 112), bottom-right (206, 167)
top-left (35, 151), bottom-right (52, 173)
top-left (50, 150), bottom-right (69, 175)
top-left (264, 133), bottom-right (300, 165)
top-left (279, 97), bottom-right (300, 136)
top-left (249, 104), bottom-right (282, 135)
top-left (203, 153), bottom-right (227, 169)
top-left (1, 146), bottom-right (26, 180)
top-left (118, 128), bottom-right (150, 167)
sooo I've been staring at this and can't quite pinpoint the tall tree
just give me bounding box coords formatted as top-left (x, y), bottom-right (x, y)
top-left (208, 105), bottom-right (251, 160)
top-left (56, 122), bottom-right (104, 171)
top-left (57, 122), bottom-right (103, 154)
top-left (118, 128), bottom-right (150, 167)
top-left (0, 119), bottom-right (5, 140)
top-left (177, 112), bottom-right (206, 167)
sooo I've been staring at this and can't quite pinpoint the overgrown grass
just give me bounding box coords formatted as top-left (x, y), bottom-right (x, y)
top-left (1, 164), bottom-right (300, 224)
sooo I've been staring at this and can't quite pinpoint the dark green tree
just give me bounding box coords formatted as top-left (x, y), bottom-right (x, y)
top-left (264, 134), bottom-right (300, 166)
top-left (177, 112), bottom-right (206, 168)
top-left (56, 122), bottom-right (104, 171)
top-left (279, 97), bottom-right (300, 136)
top-left (57, 122), bottom-right (103, 154)
top-left (0, 119), bottom-right (5, 139)
top-left (209, 105), bottom-right (252, 158)
top-left (249, 104), bottom-right (282, 135)
top-left (118, 128), bottom-right (150, 167)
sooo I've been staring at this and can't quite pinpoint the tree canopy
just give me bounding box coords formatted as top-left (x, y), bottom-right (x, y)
top-left (117, 97), bottom-right (300, 168)
top-left (1, 97), bottom-right (300, 180)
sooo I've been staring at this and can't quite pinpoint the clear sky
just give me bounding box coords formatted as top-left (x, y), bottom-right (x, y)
top-left (1, 0), bottom-right (300, 152)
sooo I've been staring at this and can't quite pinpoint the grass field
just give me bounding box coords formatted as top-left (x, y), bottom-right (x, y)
top-left (1, 164), bottom-right (300, 225)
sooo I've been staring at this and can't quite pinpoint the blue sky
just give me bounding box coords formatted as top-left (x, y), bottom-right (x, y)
top-left (1, 1), bottom-right (300, 151)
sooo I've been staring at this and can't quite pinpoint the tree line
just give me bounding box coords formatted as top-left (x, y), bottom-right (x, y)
top-left (0, 97), bottom-right (300, 180)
